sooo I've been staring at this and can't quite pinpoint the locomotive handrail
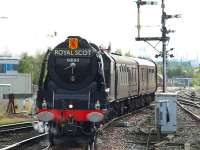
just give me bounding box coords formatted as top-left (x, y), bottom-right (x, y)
top-left (38, 48), bottom-right (51, 90)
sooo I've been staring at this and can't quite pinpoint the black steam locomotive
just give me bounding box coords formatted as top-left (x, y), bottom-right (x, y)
top-left (36, 36), bottom-right (157, 145)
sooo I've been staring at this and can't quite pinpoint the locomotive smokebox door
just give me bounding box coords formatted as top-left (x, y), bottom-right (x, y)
top-left (155, 93), bottom-right (177, 133)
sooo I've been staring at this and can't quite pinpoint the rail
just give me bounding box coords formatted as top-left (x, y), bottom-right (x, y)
top-left (177, 101), bottom-right (200, 121)
top-left (1, 133), bottom-right (48, 150)
top-left (0, 121), bottom-right (37, 134)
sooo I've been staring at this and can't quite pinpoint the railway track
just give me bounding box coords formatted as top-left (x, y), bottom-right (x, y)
top-left (96, 106), bottom-right (150, 134)
top-left (0, 121), bottom-right (49, 150)
top-left (178, 89), bottom-right (200, 101)
top-left (95, 105), bottom-right (153, 150)
top-left (0, 121), bottom-right (36, 134)
top-left (177, 90), bottom-right (200, 121)
top-left (46, 106), bottom-right (152, 150)
top-left (177, 101), bottom-right (200, 121)
top-left (1, 133), bottom-right (48, 150)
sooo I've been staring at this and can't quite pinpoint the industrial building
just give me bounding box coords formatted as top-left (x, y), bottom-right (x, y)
top-left (0, 56), bottom-right (32, 98)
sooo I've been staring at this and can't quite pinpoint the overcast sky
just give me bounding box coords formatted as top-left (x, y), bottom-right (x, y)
top-left (0, 0), bottom-right (199, 61)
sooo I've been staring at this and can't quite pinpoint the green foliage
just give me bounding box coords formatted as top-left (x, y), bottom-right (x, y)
top-left (157, 60), bottom-right (200, 87)
top-left (114, 49), bottom-right (122, 55)
top-left (191, 66), bottom-right (200, 86)
top-left (18, 53), bottom-right (34, 73)
top-left (18, 52), bottom-right (45, 84)
top-left (124, 50), bottom-right (134, 57)
top-left (157, 60), bottom-right (193, 78)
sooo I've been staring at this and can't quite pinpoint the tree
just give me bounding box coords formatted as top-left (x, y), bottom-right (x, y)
top-left (18, 52), bottom-right (45, 85)
top-left (157, 60), bottom-right (194, 78)
top-left (18, 52), bottom-right (34, 73)
top-left (125, 50), bottom-right (134, 57)
top-left (114, 49), bottom-right (122, 55)
top-left (32, 52), bottom-right (45, 84)
top-left (192, 66), bottom-right (200, 86)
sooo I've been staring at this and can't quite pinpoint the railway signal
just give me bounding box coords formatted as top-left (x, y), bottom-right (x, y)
top-left (135, 0), bottom-right (180, 92)
top-left (155, 48), bottom-right (174, 58)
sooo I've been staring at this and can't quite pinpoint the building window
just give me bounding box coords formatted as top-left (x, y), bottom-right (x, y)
top-left (0, 64), bottom-right (5, 73)
top-left (0, 64), bottom-right (18, 73)
top-left (13, 64), bottom-right (18, 71)
top-left (6, 64), bottom-right (13, 71)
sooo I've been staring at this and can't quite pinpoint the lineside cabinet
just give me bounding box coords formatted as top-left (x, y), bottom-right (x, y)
top-left (155, 92), bottom-right (177, 133)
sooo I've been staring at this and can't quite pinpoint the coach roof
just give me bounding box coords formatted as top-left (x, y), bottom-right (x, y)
top-left (133, 58), bottom-right (155, 67)
top-left (111, 54), bottom-right (137, 65)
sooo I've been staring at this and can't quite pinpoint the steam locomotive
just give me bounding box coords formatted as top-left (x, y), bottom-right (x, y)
top-left (35, 36), bottom-right (157, 145)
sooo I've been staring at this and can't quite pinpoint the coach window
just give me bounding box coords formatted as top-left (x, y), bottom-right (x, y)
top-left (149, 69), bottom-right (151, 81)
top-left (126, 67), bottom-right (128, 85)
top-left (124, 66), bottom-right (126, 85)
top-left (125, 66), bottom-right (127, 85)
top-left (142, 68), bottom-right (144, 81)
top-left (127, 67), bottom-right (129, 85)
top-left (121, 65), bottom-right (124, 85)
top-left (134, 68), bottom-right (136, 85)
top-left (149, 69), bottom-right (152, 80)
top-left (125, 67), bottom-right (127, 85)
top-left (132, 68), bottom-right (134, 84)
top-left (123, 66), bottom-right (126, 85)
top-left (131, 68), bottom-right (133, 85)
top-left (134, 68), bottom-right (137, 85)
top-left (152, 69), bottom-right (155, 79)
top-left (120, 66), bottom-right (122, 85)
top-left (130, 68), bottom-right (132, 83)
top-left (129, 67), bottom-right (132, 84)
top-left (148, 69), bottom-right (151, 73)
top-left (121, 66), bottom-right (123, 85)
top-left (151, 69), bottom-right (153, 81)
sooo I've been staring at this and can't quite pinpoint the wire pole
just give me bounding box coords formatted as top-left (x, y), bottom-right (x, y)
top-left (161, 0), bottom-right (167, 92)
